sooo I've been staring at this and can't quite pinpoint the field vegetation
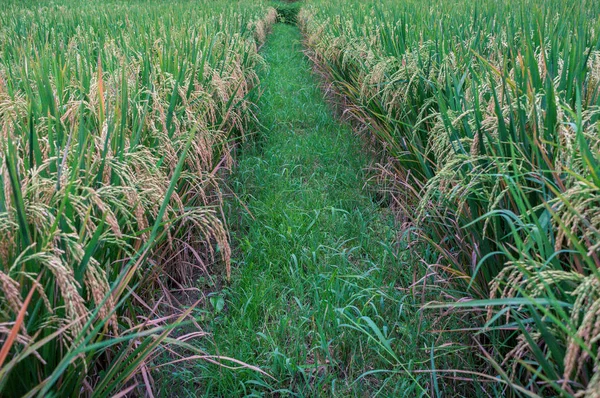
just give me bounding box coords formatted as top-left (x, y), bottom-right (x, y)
top-left (166, 22), bottom-right (434, 396)
top-left (299, 0), bottom-right (600, 395)
top-left (1, 0), bottom-right (599, 396)
top-left (0, 0), bottom-right (276, 395)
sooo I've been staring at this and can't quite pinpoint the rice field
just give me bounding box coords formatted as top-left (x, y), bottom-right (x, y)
top-left (0, 0), bottom-right (276, 395)
top-left (299, 0), bottom-right (600, 395)
top-left (1, 0), bottom-right (599, 396)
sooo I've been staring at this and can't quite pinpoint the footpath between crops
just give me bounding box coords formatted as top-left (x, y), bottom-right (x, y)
top-left (172, 24), bottom-right (430, 396)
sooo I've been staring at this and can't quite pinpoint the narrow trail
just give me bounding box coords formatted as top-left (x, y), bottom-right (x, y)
top-left (189, 24), bottom-right (425, 397)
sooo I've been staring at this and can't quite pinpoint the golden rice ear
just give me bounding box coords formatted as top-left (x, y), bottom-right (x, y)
top-left (586, 51), bottom-right (600, 106)
top-left (563, 297), bottom-right (600, 389)
top-left (0, 271), bottom-right (23, 318)
top-left (0, 213), bottom-right (16, 269)
top-left (27, 250), bottom-right (89, 336)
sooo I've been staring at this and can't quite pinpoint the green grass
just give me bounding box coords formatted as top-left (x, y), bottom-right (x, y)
top-left (157, 23), bottom-right (440, 397)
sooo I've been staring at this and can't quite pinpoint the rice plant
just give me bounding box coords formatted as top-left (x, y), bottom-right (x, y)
top-left (0, 0), bottom-right (277, 395)
top-left (299, 0), bottom-right (600, 395)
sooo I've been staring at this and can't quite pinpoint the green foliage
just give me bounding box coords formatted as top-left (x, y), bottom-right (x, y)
top-left (2, 0), bottom-right (598, 395)
top-left (155, 23), bottom-right (477, 396)
top-left (274, 1), bottom-right (302, 25)
top-left (300, 0), bottom-right (600, 395)
top-left (0, 0), bottom-right (276, 395)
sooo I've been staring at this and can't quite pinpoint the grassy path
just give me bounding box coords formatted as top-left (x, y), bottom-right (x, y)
top-left (177, 24), bottom-right (427, 396)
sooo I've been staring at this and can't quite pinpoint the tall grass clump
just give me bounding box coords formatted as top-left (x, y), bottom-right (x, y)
top-left (300, 0), bottom-right (600, 395)
top-left (0, 0), bottom-right (277, 395)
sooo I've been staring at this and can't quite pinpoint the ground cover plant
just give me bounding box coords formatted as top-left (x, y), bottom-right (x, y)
top-left (299, 0), bottom-right (600, 395)
top-left (161, 22), bottom-right (438, 396)
top-left (0, 0), bottom-right (277, 395)
top-left (151, 4), bottom-right (486, 394)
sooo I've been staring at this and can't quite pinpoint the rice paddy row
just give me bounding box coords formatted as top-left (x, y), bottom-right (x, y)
top-left (0, 1), bottom-right (276, 395)
top-left (299, 0), bottom-right (600, 395)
